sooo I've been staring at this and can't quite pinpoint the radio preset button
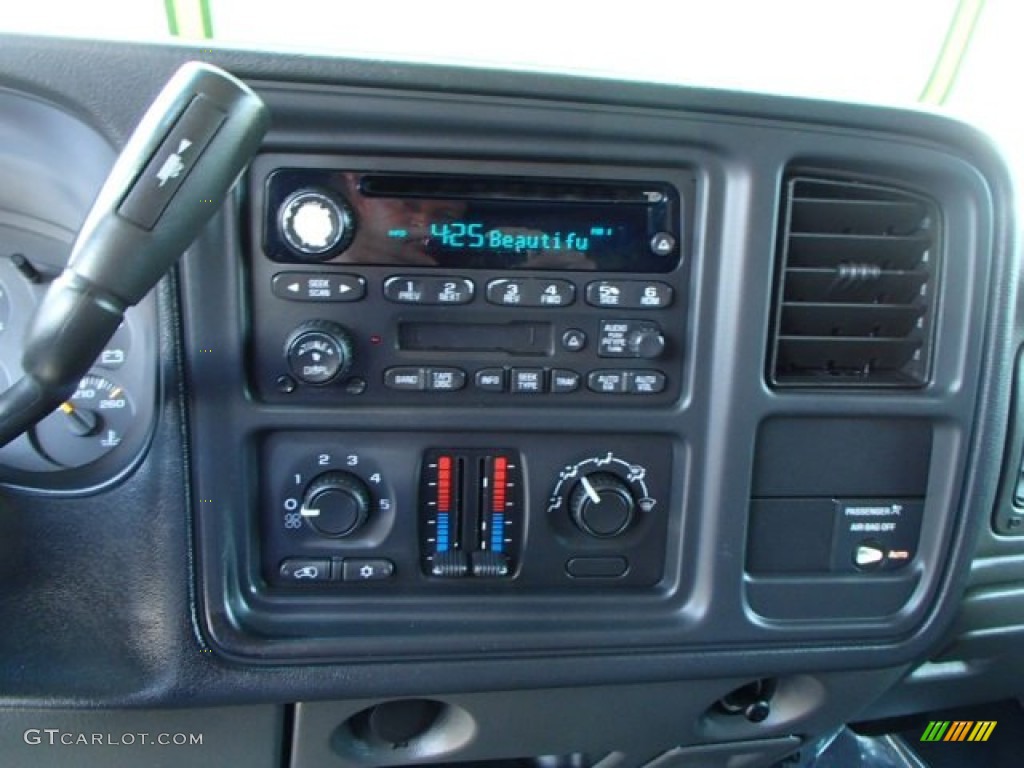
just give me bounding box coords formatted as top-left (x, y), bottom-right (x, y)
top-left (384, 276), bottom-right (428, 303)
top-left (511, 368), bottom-right (546, 393)
top-left (533, 280), bottom-right (575, 307)
top-left (272, 272), bottom-right (367, 302)
top-left (487, 279), bottom-right (526, 306)
top-left (587, 281), bottom-right (674, 309)
top-left (426, 368), bottom-right (467, 392)
top-left (588, 370), bottom-right (629, 394)
top-left (384, 367), bottom-right (427, 391)
top-left (587, 281), bottom-right (627, 307)
top-left (551, 369), bottom-right (581, 393)
top-left (475, 368), bottom-right (507, 392)
top-left (486, 279), bottom-right (575, 307)
top-left (431, 278), bottom-right (474, 304)
top-left (633, 281), bottom-right (674, 308)
top-left (384, 276), bottom-right (475, 305)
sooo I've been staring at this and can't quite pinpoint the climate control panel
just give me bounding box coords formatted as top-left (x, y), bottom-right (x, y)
top-left (260, 433), bottom-right (673, 591)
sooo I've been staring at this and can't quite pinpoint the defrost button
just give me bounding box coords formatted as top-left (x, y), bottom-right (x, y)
top-left (342, 559), bottom-right (395, 582)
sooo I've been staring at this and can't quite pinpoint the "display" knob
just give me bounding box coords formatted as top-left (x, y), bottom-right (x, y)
top-left (569, 472), bottom-right (636, 538)
top-left (285, 320), bottom-right (354, 386)
top-left (301, 471), bottom-right (371, 537)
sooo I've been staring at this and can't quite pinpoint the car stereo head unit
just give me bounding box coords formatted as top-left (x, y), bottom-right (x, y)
top-left (248, 156), bottom-right (693, 407)
top-left (265, 170), bottom-right (682, 272)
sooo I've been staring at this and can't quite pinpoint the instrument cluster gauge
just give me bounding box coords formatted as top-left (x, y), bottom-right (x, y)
top-left (0, 225), bottom-right (158, 492)
top-left (32, 374), bottom-right (135, 468)
top-left (0, 94), bottom-right (157, 492)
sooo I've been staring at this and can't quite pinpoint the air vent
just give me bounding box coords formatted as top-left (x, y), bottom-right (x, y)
top-left (769, 177), bottom-right (940, 388)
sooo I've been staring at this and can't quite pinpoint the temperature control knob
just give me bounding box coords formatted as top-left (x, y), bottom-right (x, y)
top-left (278, 188), bottom-right (354, 260)
top-left (285, 321), bottom-right (353, 385)
top-left (301, 471), bottom-right (371, 537)
top-left (569, 472), bottom-right (636, 538)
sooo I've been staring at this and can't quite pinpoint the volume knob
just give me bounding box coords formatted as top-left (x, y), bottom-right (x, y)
top-left (278, 188), bottom-right (354, 261)
top-left (569, 472), bottom-right (636, 538)
top-left (301, 471), bottom-right (371, 537)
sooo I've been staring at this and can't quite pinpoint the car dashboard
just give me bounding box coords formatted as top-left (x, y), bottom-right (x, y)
top-left (0, 33), bottom-right (1020, 768)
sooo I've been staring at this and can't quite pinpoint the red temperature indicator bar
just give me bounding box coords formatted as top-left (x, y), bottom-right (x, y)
top-left (492, 456), bottom-right (508, 512)
top-left (437, 455), bottom-right (453, 513)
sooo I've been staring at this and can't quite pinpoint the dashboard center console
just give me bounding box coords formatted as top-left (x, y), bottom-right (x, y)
top-left (248, 158), bottom-right (689, 595)
top-left (169, 78), bottom-right (1005, 674)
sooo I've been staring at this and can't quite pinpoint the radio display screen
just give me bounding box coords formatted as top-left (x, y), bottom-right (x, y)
top-left (267, 171), bottom-right (682, 273)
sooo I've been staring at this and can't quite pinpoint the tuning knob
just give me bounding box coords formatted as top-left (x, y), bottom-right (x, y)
top-left (301, 471), bottom-right (371, 537)
top-left (278, 187), bottom-right (355, 261)
top-left (627, 326), bottom-right (666, 359)
top-left (285, 320), bottom-right (354, 386)
top-left (569, 472), bottom-right (637, 538)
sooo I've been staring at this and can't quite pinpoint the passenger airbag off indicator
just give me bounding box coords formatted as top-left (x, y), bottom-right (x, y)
top-left (831, 499), bottom-right (923, 572)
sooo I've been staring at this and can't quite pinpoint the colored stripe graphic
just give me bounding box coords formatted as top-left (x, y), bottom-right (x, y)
top-left (945, 721), bottom-right (972, 741)
top-left (921, 721), bottom-right (950, 741)
top-left (921, 719), bottom-right (996, 742)
top-left (968, 721), bottom-right (997, 742)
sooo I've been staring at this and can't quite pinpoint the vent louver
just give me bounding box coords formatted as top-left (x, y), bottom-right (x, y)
top-left (769, 176), bottom-right (939, 388)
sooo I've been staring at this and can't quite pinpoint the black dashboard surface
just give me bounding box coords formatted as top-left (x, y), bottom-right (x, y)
top-left (0, 31), bottom-right (1020, 768)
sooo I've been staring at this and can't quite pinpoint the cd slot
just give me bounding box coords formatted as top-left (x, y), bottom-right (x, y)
top-left (398, 321), bottom-right (553, 356)
top-left (359, 173), bottom-right (663, 204)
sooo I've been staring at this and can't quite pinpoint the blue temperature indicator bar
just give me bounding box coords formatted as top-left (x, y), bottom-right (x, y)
top-left (491, 513), bottom-right (505, 553)
top-left (437, 512), bottom-right (450, 552)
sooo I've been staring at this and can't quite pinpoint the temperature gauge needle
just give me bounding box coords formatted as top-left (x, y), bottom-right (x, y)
top-left (59, 401), bottom-right (99, 437)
